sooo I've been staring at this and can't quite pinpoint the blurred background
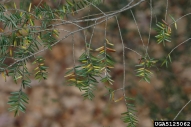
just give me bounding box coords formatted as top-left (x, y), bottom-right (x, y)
top-left (0, 0), bottom-right (191, 127)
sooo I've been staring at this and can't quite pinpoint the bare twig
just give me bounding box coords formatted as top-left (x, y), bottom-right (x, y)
top-left (165, 0), bottom-right (169, 21)
top-left (125, 47), bottom-right (142, 57)
top-left (115, 16), bottom-right (127, 103)
top-left (145, 0), bottom-right (153, 58)
top-left (130, 10), bottom-right (145, 47)
top-left (168, 38), bottom-right (191, 55)
top-left (173, 100), bottom-right (191, 121)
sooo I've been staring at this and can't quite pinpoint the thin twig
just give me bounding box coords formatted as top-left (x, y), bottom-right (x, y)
top-left (85, 0), bottom-right (106, 16)
top-left (89, 20), bottom-right (97, 47)
top-left (165, 0), bottom-right (168, 21)
top-left (130, 9), bottom-right (145, 47)
top-left (168, 38), bottom-right (191, 55)
top-left (170, 13), bottom-right (191, 26)
top-left (37, 0), bottom-right (43, 7)
top-left (173, 100), bottom-right (191, 121)
top-left (115, 16), bottom-right (127, 104)
top-left (0, 1), bottom-right (145, 70)
top-left (104, 18), bottom-right (108, 76)
top-left (125, 47), bottom-right (142, 57)
top-left (145, 0), bottom-right (153, 58)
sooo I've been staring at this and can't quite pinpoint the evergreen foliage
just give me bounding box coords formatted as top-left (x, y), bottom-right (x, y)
top-left (0, 0), bottom-right (102, 117)
top-left (0, 0), bottom-right (189, 126)
top-left (135, 56), bottom-right (157, 83)
top-left (65, 38), bottom-right (116, 100)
